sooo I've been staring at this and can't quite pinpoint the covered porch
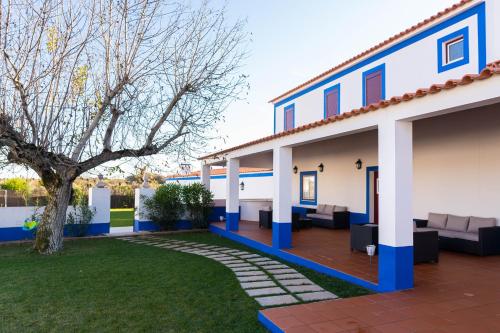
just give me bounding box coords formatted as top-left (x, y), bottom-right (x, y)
top-left (201, 74), bottom-right (500, 293)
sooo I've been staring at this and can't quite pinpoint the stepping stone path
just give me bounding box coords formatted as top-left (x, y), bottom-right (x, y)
top-left (117, 236), bottom-right (338, 308)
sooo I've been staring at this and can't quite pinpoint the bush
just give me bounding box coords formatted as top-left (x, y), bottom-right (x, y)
top-left (144, 183), bottom-right (183, 230)
top-left (1, 177), bottom-right (31, 205)
top-left (66, 188), bottom-right (95, 237)
top-left (181, 183), bottom-right (214, 229)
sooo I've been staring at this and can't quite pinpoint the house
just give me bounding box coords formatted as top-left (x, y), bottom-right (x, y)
top-left (192, 0), bottom-right (500, 293)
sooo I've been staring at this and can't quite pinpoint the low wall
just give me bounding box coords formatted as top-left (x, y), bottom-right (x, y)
top-left (0, 187), bottom-right (111, 242)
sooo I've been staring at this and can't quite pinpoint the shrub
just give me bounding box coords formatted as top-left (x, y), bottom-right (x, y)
top-left (66, 188), bottom-right (95, 237)
top-left (181, 183), bottom-right (214, 229)
top-left (144, 183), bottom-right (183, 230)
top-left (1, 177), bottom-right (31, 205)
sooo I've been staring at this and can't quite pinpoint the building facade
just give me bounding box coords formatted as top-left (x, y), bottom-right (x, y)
top-left (196, 0), bottom-right (499, 292)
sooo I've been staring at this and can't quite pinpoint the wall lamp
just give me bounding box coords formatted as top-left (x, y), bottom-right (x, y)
top-left (355, 159), bottom-right (363, 170)
top-left (293, 166), bottom-right (298, 174)
top-left (318, 163), bottom-right (324, 173)
top-left (240, 181), bottom-right (245, 191)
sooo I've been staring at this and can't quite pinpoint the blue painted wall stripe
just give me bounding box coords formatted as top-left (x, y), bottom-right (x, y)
top-left (0, 223), bottom-right (110, 242)
top-left (258, 312), bottom-right (284, 333)
top-left (166, 172), bottom-right (273, 181)
top-left (273, 3), bottom-right (486, 108)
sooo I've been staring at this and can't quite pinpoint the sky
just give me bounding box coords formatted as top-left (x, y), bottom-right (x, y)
top-left (205, 0), bottom-right (458, 156)
top-left (2, 0), bottom-right (460, 179)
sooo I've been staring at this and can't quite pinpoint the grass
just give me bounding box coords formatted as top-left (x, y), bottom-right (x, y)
top-left (0, 232), bottom-right (371, 332)
top-left (0, 237), bottom-right (266, 332)
top-left (110, 208), bottom-right (134, 227)
top-left (155, 232), bottom-right (371, 299)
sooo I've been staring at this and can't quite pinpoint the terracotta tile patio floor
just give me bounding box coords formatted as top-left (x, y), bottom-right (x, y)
top-left (212, 221), bottom-right (500, 332)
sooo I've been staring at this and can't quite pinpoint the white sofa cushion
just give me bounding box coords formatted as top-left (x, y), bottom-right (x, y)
top-left (445, 214), bottom-right (469, 232)
top-left (306, 213), bottom-right (331, 220)
top-left (428, 213), bottom-right (448, 229)
top-left (316, 204), bottom-right (326, 214)
top-left (467, 216), bottom-right (496, 233)
top-left (334, 205), bottom-right (347, 212)
top-left (438, 229), bottom-right (479, 242)
top-left (323, 204), bottom-right (334, 215)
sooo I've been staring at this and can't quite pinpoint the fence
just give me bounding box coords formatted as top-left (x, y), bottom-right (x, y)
top-left (0, 190), bottom-right (132, 209)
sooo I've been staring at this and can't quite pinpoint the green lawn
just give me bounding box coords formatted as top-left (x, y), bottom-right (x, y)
top-left (0, 232), bottom-right (371, 332)
top-left (110, 208), bottom-right (134, 227)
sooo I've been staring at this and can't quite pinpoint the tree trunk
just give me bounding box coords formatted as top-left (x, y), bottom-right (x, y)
top-left (34, 181), bottom-right (73, 254)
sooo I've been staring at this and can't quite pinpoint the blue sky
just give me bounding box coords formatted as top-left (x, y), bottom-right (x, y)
top-left (208, 0), bottom-right (458, 154)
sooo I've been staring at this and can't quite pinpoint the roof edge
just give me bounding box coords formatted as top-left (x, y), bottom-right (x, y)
top-left (199, 60), bottom-right (500, 161)
top-left (268, 0), bottom-right (475, 104)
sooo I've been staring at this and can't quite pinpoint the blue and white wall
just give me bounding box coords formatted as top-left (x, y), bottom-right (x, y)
top-left (273, 1), bottom-right (492, 133)
top-left (0, 186), bottom-right (111, 242)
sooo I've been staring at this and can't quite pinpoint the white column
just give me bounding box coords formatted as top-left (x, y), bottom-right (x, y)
top-left (225, 158), bottom-right (240, 231)
top-left (200, 163), bottom-right (210, 190)
top-left (377, 119), bottom-right (414, 291)
top-left (88, 186), bottom-right (111, 234)
top-left (134, 187), bottom-right (155, 232)
top-left (272, 146), bottom-right (293, 249)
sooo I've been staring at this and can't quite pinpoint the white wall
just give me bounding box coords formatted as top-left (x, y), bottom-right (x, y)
top-left (0, 205), bottom-right (95, 228)
top-left (166, 173), bottom-right (273, 200)
top-left (292, 131), bottom-right (378, 213)
top-left (413, 103), bottom-right (500, 221)
top-left (274, 2), bottom-right (487, 133)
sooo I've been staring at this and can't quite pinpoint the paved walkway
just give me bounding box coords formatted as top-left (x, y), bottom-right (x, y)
top-left (117, 236), bottom-right (338, 307)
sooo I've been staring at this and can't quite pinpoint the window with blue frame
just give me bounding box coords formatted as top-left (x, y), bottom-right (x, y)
top-left (284, 104), bottom-right (295, 131)
top-left (324, 84), bottom-right (340, 119)
top-left (300, 171), bottom-right (317, 205)
top-left (437, 27), bottom-right (469, 73)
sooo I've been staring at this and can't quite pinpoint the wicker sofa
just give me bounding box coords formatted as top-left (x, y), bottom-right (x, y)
top-left (414, 213), bottom-right (500, 256)
top-left (306, 204), bottom-right (350, 229)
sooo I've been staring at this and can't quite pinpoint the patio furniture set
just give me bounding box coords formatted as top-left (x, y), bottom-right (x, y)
top-left (259, 204), bottom-right (500, 262)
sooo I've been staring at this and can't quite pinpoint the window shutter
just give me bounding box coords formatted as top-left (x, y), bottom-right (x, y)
top-left (326, 89), bottom-right (339, 118)
top-left (285, 107), bottom-right (294, 130)
top-left (365, 71), bottom-right (382, 105)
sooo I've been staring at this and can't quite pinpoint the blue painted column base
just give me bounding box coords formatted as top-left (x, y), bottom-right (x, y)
top-left (272, 222), bottom-right (292, 249)
top-left (378, 244), bottom-right (414, 292)
top-left (226, 212), bottom-right (239, 231)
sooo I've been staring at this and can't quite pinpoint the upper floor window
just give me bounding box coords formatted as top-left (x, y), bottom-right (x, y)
top-left (300, 171), bottom-right (317, 205)
top-left (324, 84), bottom-right (340, 119)
top-left (437, 27), bottom-right (469, 73)
top-left (362, 64), bottom-right (385, 106)
top-left (284, 104), bottom-right (295, 131)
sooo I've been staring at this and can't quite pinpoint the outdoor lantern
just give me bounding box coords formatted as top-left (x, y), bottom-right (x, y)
top-left (355, 159), bottom-right (363, 170)
top-left (240, 181), bottom-right (245, 191)
top-left (293, 166), bottom-right (298, 174)
top-left (318, 163), bottom-right (324, 173)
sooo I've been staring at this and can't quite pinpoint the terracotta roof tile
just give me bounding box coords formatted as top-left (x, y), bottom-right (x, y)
top-left (269, 0), bottom-right (474, 104)
top-left (199, 61), bottom-right (500, 160)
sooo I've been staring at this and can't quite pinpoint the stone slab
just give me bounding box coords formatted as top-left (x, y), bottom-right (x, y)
top-left (237, 275), bottom-right (271, 282)
top-left (285, 285), bottom-right (324, 293)
top-left (240, 281), bottom-right (276, 289)
top-left (245, 287), bottom-right (287, 297)
top-left (257, 261), bottom-right (282, 266)
top-left (296, 291), bottom-right (338, 302)
top-left (266, 269), bottom-right (297, 275)
top-left (273, 273), bottom-right (305, 280)
top-left (225, 263), bottom-right (251, 268)
top-left (247, 257), bottom-right (272, 263)
top-left (231, 266), bottom-right (259, 272)
top-left (261, 264), bottom-right (289, 270)
top-left (219, 260), bottom-right (245, 265)
top-left (240, 254), bottom-right (261, 259)
top-left (235, 270), bottom-right (266, 277)
top-left (255, 295), bottom-right (299, 307)
top-left (278, 278), bottom-right (314, 286)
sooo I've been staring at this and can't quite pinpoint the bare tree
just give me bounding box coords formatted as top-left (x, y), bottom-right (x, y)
top-left (0, 0), bottom-right (247, 254)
